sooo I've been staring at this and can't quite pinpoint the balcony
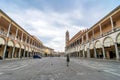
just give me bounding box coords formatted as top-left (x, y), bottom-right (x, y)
top-left (113, 27), bottom-right (120, 32)
top-left (9, 35), bottom-right (15, 40)
top-left (0, 30), bottom-right (7, 36)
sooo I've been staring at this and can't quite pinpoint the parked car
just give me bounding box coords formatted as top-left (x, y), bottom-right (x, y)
top-left (33, 55), bottom-right (42, 59)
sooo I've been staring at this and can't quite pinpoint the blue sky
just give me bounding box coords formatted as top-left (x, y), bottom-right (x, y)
top-left (0, 0), bottom-right (120, 52)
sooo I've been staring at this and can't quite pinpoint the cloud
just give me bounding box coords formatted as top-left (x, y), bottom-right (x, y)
top-left (3, 0), bottom-right (118, 51)
top-left (5, 2), bottom-right (111, 52)
top-left (7, 8), bottom-right (86, 52)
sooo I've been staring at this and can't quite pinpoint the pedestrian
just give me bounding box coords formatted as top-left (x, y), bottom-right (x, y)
top-left (66, 54), bottom-right (70, 67)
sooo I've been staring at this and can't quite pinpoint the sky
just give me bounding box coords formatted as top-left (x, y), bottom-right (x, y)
top-left (0, 0), bottom-right (120, 52)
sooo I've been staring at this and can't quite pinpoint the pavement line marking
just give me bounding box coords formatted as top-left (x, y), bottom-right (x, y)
top-left (85, 65), bottom-right (120, 77)
top-left (103, 70), bottom-right (120, 77)
top-left (73, 60), bottom-right (120, 77)
top-left (9, 64), bottom-right (28, 71)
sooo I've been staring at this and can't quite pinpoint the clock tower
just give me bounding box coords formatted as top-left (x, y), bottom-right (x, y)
top-left (65, 30), bottom-right (69, 46)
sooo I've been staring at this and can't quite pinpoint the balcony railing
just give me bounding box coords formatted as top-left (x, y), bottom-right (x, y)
top-left (113, 27), bottom-right (120, 32)
top-left (9, 35), bottom-right (15, 40)
top-left (0, 30), bottom-right (7, 36)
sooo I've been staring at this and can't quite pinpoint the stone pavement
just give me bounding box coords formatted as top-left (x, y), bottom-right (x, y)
top-left (0, 57), bottom-right (120, 80)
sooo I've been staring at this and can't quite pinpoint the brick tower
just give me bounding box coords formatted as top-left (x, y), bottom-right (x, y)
top-left (65, 30), bottom-right (69, 46)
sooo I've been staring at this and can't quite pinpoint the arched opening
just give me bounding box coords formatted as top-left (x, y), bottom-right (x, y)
top-left (28, 47), bottom-right (32, 57)
top-left (116, 33), bottom-right (120, 58)
top-left (80, 45), bottom-right (83, 57)
top-left (14, 43), bottom-right (20, 58)
top-left (84, 45), bottom-right (87, 58)
top-left (25, 46), bottom-right (29, 57)
top-left (6, 40), bottom-right (14, 58)
top-left (0, 37), bottom-right (5, 59)
top-left (74, 46), bottom-right (79, 57)
top-left (78, 45), bottom-right (81, 57)
top-left (89, 43), bottom-right (94, 58)
top-left (21, 44), bottom-right (25, 58)
top-left (95, 40), bottom-right (103, 59)
top-left (31, 48), bottom-right (34, 57)
top-left (103, 37), bottom-right (116, 59)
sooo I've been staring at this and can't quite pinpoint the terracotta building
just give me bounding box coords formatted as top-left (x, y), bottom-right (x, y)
top-left (65, 5), bottom-right (120, 60)
top-left (0, 10), bottom-right (44, 60)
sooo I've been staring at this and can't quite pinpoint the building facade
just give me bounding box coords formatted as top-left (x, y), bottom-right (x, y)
top-left (0, 10), bottom-right (44, 60)
top-left (65, 6), bottom-right (120, 60)
top-left (43, 47), bottom-right (54, 57)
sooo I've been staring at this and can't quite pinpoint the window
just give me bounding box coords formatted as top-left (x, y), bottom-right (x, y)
top-left (1, 28), bottom-right (4, 32)
top-left (0, 28), bottom-right (4, 34)
top-left (9, 32), bottom-right (12, 35)
top-left (0, 45), bottom-right (2, 48)
top-left (113, 21), bottom-right (116, 27)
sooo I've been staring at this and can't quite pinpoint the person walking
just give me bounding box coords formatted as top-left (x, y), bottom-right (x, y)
top-left (66, 54), bottom-right (70, 67)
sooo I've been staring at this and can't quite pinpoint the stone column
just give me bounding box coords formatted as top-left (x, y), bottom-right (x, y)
top-left (99, 24), bottom-right (102, 36)
top-left (94, 47), bottom-right (97, 58)
top-left (102, 45), bottom-right (106, 59)
top-left (82, 36), bottom-right (83, 44)
top-left (2, 43), bottom-right (7, 60)
top-left (18, 48), bottom-right (21, 59)
top-left (86, 33), bottom-right (88, 41)
top-left (7, 22), bottom-right (12, 37)
top-left (3, 22), bottom-right (12, 60)
top-left (27, 37), bottom-right (31, 57)
top-left (92, 29), bottom-right (94, 39)
top-left (82, 50), bottom-right (85, 58)
top-left (23, 47), bottom-right (26, 58)
top-left (23, 36), bottom-right (27, 58)
top-left (79, 51), bottom-right (81, 57)
top-left (15, 29), bottom-right (18, 40)
top-left (21, 33), bottom-right (23, 42)
top-left (114, 42), bottom-right (120, 60)
top-left (110, 16), bottom-right (114, 32)
top-left (12, 47), bottom-right (15, 58)
top-left (87, 48), bottom-right (90, 58)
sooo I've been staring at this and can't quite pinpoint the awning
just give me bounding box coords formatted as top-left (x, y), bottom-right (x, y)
top-left (15, 43), bottom-right (20, 48)
top-left (89, 43), bottom-right (94, 49)
top-left (117, 34), bottom-right (120, 44)
top-left (8, 40), bottom-right (14, 47)
top-left (104, 37), bottom-right (114, 47)
top-left (0, 37), bottom-right (5, 45)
